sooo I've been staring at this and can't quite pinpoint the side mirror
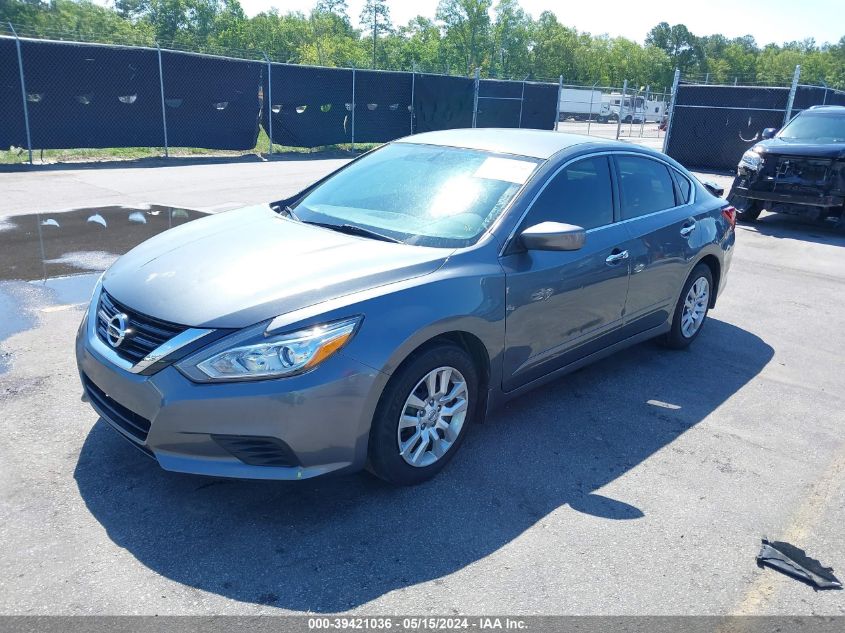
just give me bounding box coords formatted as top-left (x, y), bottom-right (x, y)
top-left (520, 222), bottom-right (586, 251)
top-left (702, 180), bottom-right (724, 197)
top-left (761, 127), bottom-right (778, 140)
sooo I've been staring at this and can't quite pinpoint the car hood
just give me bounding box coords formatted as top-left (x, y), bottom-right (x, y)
top-left (102, 205), bottom-right (451, 328)
top-left (754, 138), bottom-right (845, 160)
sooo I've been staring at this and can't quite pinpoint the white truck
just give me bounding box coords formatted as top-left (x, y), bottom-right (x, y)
top-left (603, 93), bottom-right (667, 123)
top-left (603, 93), bottom-right (646, 123)
top-left (558, 88), bottom-right (612, 122)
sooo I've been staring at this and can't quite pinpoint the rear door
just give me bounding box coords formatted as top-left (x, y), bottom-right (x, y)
top-left (500, 155), bottom-right (632, 391)
top-left (613, 154), bottom-right (697, 332)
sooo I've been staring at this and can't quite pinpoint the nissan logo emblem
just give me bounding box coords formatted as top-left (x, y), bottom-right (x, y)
top-left (106, 313), bottom-right (129, 348)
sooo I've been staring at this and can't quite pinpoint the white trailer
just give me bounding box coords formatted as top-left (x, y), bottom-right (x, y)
top-left (559, 88), bottom-right (612, 121)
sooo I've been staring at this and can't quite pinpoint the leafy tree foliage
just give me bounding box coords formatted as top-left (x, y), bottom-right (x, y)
top-left (1, 0), bottom-right (842, 89)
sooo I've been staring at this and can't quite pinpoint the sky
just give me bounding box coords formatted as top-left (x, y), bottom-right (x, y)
top-left (230, 0), bottom-right (844, 46)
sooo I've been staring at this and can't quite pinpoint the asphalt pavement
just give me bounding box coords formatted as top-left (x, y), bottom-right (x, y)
top-left (0, 155), bottom-right (842, 615)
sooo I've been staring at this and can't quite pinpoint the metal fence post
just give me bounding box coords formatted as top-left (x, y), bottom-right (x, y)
top-left (410, 61), bottom-right (416, 134)
top-left (639, 85), bottom-right (649, 137)
top-left (156, 43), bottom-right (169, 158)
top-left (784, 64), bottom-right (801, 126)
top-left (9, 23), bottom-right (32, 165)
top-left (472, 68), bottom-right (480, 128)
top-left (615, 79), bottom-right (627, 140)
top-left (517, 80), bottom-right (525, 128)
top-left (263, 53), bottom-right (273, 156)
top-left (351, 67), bottom-right (356, 151)
top-left (662, 68), bottom-right (681, 154)
top-left (586, 79), bottom-right (598, 136)
top-left (555, 75), bottom-right (563, 131)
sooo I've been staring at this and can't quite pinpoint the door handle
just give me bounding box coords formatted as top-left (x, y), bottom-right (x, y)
top-left (680, 221), bottom-right (696, 237)
top-left (605, 249), bottom-right (629, 265)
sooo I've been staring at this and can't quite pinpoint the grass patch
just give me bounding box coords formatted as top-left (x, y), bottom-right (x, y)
top-left (1, 128), bottom-right (379, 165)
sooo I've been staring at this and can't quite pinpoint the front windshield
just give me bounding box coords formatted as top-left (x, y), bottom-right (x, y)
top-left (778, 112), bottom-right (845, 143)
top-left (291, 142), bottom-right (540, 247)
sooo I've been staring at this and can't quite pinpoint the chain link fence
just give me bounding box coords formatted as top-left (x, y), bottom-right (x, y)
top-left (664, 66), bottom-right (845, 171)
top-left (0, 25), bottom-right (559, 165)
top-left (554, 81), bottom-right (671, 151)
top-left (552, 67), bottom-right (845, 172)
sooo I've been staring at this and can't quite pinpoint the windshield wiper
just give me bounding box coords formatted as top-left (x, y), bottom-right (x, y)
top-left (302, 221), bottom-right (402, 243)
top-left (279, 205), bottom-right (299, 220)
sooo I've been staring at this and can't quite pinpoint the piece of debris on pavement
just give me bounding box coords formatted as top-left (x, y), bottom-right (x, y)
top-left (756, 538), bottom-right (842, 590)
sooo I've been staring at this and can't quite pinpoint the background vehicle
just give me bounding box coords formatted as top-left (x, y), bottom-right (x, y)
top-left (603, 93), bottom-right (646, 123)
top-left (76, 129), bottom-right (735, 486)
top-left (558, 87), bottom-right (612, 121)
top-left (727, 105), bottom-right (845, 223)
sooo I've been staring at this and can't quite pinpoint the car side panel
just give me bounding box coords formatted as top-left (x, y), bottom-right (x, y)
top-left (622, 204), bottom-right (699, 329)
top-left (499, 223), bottom-right (631, 391)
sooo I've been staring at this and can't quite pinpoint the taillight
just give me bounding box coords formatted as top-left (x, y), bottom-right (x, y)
top-left (721, 205), bottom-right (736, 230)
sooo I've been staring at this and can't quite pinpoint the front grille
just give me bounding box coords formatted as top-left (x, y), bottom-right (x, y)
top-left (212, 435), bottom-right (300, 467)
top-left (83, 374), bottom-right (152, 445)
top-left (96, 290), bottom-right (187, 365)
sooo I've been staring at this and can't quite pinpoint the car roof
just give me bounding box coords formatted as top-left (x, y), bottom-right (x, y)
top-left (805, 105), bottom-right (845, 114)
top-left (395, 128), bottom-right (626, 160)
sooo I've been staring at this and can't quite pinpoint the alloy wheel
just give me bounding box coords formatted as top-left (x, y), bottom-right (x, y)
top-left (397, 366), bottom-right (469, 468)
top-left (681, 276), bottom-right (710, 338)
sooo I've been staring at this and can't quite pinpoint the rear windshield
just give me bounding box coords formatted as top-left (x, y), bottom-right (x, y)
top-left (292, 142), bottom-right (540, 248)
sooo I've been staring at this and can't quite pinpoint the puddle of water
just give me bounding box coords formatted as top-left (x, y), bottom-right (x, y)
top-left (0, 205), bottom-right (207, 373)
top-left (36, 272), bottom-right (103, 306)
top-left (0, 205), bottom-right (207, 282)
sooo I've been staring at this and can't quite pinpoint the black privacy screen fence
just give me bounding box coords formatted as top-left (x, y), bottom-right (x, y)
top-left (665, 83), bottom-right (845, 171)
top-left (1, 35), bottom-right (559, 154)
top-left (16, 39), bottom-right (165, 149)
top-left (159, 50), bottom-right (261, 150)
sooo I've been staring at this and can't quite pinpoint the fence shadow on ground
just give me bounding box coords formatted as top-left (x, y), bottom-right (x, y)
top-left (0, 150), bottom-right (359, 173)
top-left (739, 213), bottom-right (845, 248)
top-left (74, 318), bottom-right (772, 611)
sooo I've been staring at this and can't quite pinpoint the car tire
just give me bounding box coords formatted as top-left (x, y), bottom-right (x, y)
top-left (367, 344), bottom-right (479, 486)
top-left (662, 263), bottom-right (714, 350)
top-left (728, 193), bottom-right (763, 222)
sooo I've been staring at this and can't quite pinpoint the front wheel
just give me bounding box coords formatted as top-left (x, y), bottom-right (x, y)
top-left (728, 192), bottom-right (763, 222)
top-left (367, 344), bottom-right (478, 485)
top-left (663, 264), bottom-right (714, 350)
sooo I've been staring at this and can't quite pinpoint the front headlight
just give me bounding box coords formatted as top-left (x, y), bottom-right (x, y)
top-left (185, 316), bottom-right (361, 381)
top-left (739, 148), bottom-right (763, 170)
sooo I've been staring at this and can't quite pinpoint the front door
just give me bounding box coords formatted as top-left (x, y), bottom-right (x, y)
top-left (500, 155), bottom-right (631, 391)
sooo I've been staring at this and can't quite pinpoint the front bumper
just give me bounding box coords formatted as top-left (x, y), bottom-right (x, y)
top-left (730, 182), bottom-right (844, 208)
top-left (76, 306), bottom-right (386, 480)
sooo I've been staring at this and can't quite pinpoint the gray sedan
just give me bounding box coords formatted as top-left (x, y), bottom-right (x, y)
top-left (76, 128), bottom-right (736, 485)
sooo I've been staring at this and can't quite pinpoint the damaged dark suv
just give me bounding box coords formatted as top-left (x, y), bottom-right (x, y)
top-left (728, 105), bottom-right (845, 223)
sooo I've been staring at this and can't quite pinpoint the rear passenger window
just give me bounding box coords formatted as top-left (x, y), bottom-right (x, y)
top-left (616, 156), bottom-right (677, 219)
top-left (528, 156), bottom-right (613, 230)
top-left (672, 170), bottom-right (692, 204)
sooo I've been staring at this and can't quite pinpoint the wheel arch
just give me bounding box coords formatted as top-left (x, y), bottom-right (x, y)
top-left (696, 254), bottom-right (721, 308)
top-left (379, 330), bottom-right (493, 425)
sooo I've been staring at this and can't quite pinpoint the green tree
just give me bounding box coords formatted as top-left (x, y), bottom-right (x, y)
top-left (359, 0), bottom-right (391, 69)
top-left (490, 0), bottom-right (532, 78)
top-left (436, 0), bottom-right (491, 75)
top-left (646, 22), bottom-right (701, 74)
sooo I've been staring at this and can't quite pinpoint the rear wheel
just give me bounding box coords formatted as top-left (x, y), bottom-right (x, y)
top-left (367, 344), bottom-right (478, 486)
top-left (663, 263), bottom-right (713, 350)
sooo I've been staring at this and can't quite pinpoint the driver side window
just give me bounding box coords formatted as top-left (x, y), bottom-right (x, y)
top-left (527, 156), bottom-right (614, 230)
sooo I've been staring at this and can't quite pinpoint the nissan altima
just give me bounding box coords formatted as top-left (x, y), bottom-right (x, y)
top-left (76, 128), bottom-right (735, 485)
